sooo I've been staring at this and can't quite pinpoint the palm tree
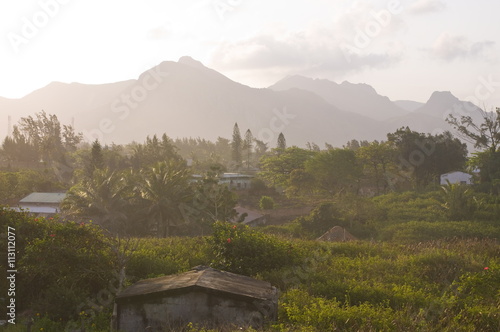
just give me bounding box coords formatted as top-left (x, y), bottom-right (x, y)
top-left (62, 168), bottom-right (130, 233)
top-left (135, 161), bottom-right (191, 237)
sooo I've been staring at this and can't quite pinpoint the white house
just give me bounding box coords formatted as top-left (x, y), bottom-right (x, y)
top-left (440, 171), bottom-right (473, 185)
top-left (15, 192), bottom-right (66, 217)
top-left (219, 173), bottom-right (253, 190)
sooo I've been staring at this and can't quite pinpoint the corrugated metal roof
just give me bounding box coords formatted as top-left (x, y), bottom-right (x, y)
top-left (116, 266), bottom-right (276, 301)
top-left (19, 192), bottom-right (67, 204)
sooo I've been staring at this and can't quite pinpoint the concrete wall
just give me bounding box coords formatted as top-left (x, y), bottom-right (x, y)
top-left (117, 290), bottom-right (277, 331)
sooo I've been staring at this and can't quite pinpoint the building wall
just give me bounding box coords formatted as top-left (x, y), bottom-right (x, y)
top-left (440, 172), bottom-right (473, 185)
top-left (117, 290), bottom-right (275, 331)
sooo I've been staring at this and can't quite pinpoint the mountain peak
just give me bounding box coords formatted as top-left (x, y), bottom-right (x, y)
top-left (178, 56), bottom-right (206, 69)
top-left (427, 91), bottom-right (458, 103)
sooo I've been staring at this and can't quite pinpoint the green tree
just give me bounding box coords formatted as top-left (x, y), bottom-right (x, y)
top-left (277, 132), bottom-right (287, 151)
top-left (243, 129), bottom-right (253, 169)
top-left (231, 123), bottom-right (242, 168)
top-left (253, 138), bottom-right (268, 162)
top-left (84, 139), bottom-right (105, 177)
top-left (187, 171), bottom-right (238, 230)
top-left (357, 141), bottom-right (397, 194)
top-left (135, 161), bottom-right (191, 237)
top-left (387, 128), bottom-right (467, 188)
top-left (130, 134), bottom-right (182, 169)
top-left (16, 111), bottom-right (82, 165)
top-left (305, 148), bottom-right (362, 195)
top-left (448, 107), bottom-right (500, 191)
top-left (260, 146), bottom-right (315, 188)
top-left (1, 127), bottom-right (39, 164)
top-left (62, 169), bottom-right (131, 234)
top-left (447, 107), bottom-right (500, 152)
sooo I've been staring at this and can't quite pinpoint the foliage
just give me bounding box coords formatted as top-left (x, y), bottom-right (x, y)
top-left (387, 128), bottom-right (467, 188)
top-left (4, 111), bottom-right (82, 168)
top-left (356, 140), bottom-right (396, 194)
top-left (277, 132), bottom-right (286, 150)
top-left (135, 160), bottom-right (192, 237)
top-left (305, 148), bottom-right (362, 195)
top-left (296, 202), bottom-right (344, 237)
top-left (208, 221), bottom-right (301, 276)
top-left (243, 129), bottom-right (254, 169)
top-left (0, 169), bottom-right (65, 203)
top-left (62, 168), bottom-right (131, 234)
top-left (186, 172), bottom-right (238, 230)
top-left (447, 107), bottom-right (500, 152)
top-left (0, 208), bottom-right (117, 321)
top-left (259, 146), bottom-right (315, 188)
top-left (440, 182), bottom-right (477, 220)
top-left (125, 237), bottom-right (210, 281)
top-left (231, 123), bottom-right (242, 168)
top-left (380, 221), bottom-right (500, 242)
top-left (259, 195), bottom-right (275, 210)
top-left (129, 134), bottom-right (182, 169)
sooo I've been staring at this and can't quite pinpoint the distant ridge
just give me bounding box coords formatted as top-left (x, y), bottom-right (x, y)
top-left (0, 57), bottom-right (485, 147)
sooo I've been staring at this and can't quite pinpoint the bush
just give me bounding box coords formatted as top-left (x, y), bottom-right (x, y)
top-left (380, 221), bottom-right (500, 243)
top-left (207, 221), bottom-right (301, 276)
top-left (259, 195), bottom-right (275, 210)
top-left (0, 208), bottom-right (117, 321)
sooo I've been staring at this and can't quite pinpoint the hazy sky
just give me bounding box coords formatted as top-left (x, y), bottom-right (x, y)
top-left (1, 0), bottom-right (499, 107)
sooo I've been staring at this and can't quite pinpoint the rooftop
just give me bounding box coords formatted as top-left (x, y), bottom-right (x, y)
top-left (116, 266), bottom-right (275, 301)
top-left (19, 192), bottom-right (67, 204)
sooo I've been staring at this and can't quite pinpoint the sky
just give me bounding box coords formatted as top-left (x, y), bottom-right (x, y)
top-left (1, 0), bottom-right (499, 108)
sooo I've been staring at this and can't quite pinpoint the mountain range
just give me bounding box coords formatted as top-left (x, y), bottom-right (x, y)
top-left (0, 56), bottom-right (484, 148)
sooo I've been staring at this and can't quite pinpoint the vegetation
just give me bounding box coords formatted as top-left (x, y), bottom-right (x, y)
top-left (1, 109), bottom-right (500, 331)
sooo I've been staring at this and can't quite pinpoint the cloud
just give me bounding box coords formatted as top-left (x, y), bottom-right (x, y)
top-left (147, 25), bottom-right (171, 40)
top-left (409, 0), bottom-right (446, 15)
top-left (210, 2), bottom-right (406, 81)
top-left (431, 33), bottom-right (495, 61)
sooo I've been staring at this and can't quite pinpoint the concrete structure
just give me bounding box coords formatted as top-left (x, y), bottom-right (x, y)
top-left (440, 171), bottom-right (473, 185)
top-left (15, 192), bottom-right (66, 217)
top-left (114, 266), bottom-right (278, 331)
top-left (219, 173), bottom-right (253, 190)
top-left (232, 206), bottom-right (268, 226)
top-left (317, 226), bottom-right (357, 242)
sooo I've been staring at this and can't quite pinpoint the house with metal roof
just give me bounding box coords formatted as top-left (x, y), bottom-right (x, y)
top-left (219, 173), bottom-right (253, 190)
top-left (15, 192), bottom-right (66, 217)
top-left (440, 171), bottom-right (473, 185)
top-left (113, 266), bottom-right (278, 331)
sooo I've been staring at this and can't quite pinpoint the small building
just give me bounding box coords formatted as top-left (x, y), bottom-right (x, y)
top-left (317, 226), bottom-right (357, 242)
top-left (219, 173), bottom-right (253, 190)
top-left (232, 206), bottom-right (268, 226)
top-left (15, 192), bottom-right (66, 217)
top-left (440, 171), bottom-right (473, 185)
top-left (114, 266), bottom-right (278, 331)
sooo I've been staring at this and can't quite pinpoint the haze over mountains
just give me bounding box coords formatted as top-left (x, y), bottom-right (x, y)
top-left (0, 56), bottom-right (484, 147)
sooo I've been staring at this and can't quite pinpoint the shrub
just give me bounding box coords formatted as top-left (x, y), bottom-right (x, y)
top-left (259, 195), bottom-right (275, 210)
top-left (380, 221), bottom-right (500, 242)
top-left (207, 221), bottom-right (301, 276)
top-left (0, 208), bottom-right (117, 321)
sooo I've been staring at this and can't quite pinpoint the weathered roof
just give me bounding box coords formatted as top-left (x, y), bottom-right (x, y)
top-left (19, 192), bottom-right (66, 204)
top-left (440, 171), bottom-right (472, 177)
top-left (221, 173), bottom-right (253, 179)
top-left (232, 206), bottom-right (265, 225)
top-left (116, 266), bottom-right (276, 301)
